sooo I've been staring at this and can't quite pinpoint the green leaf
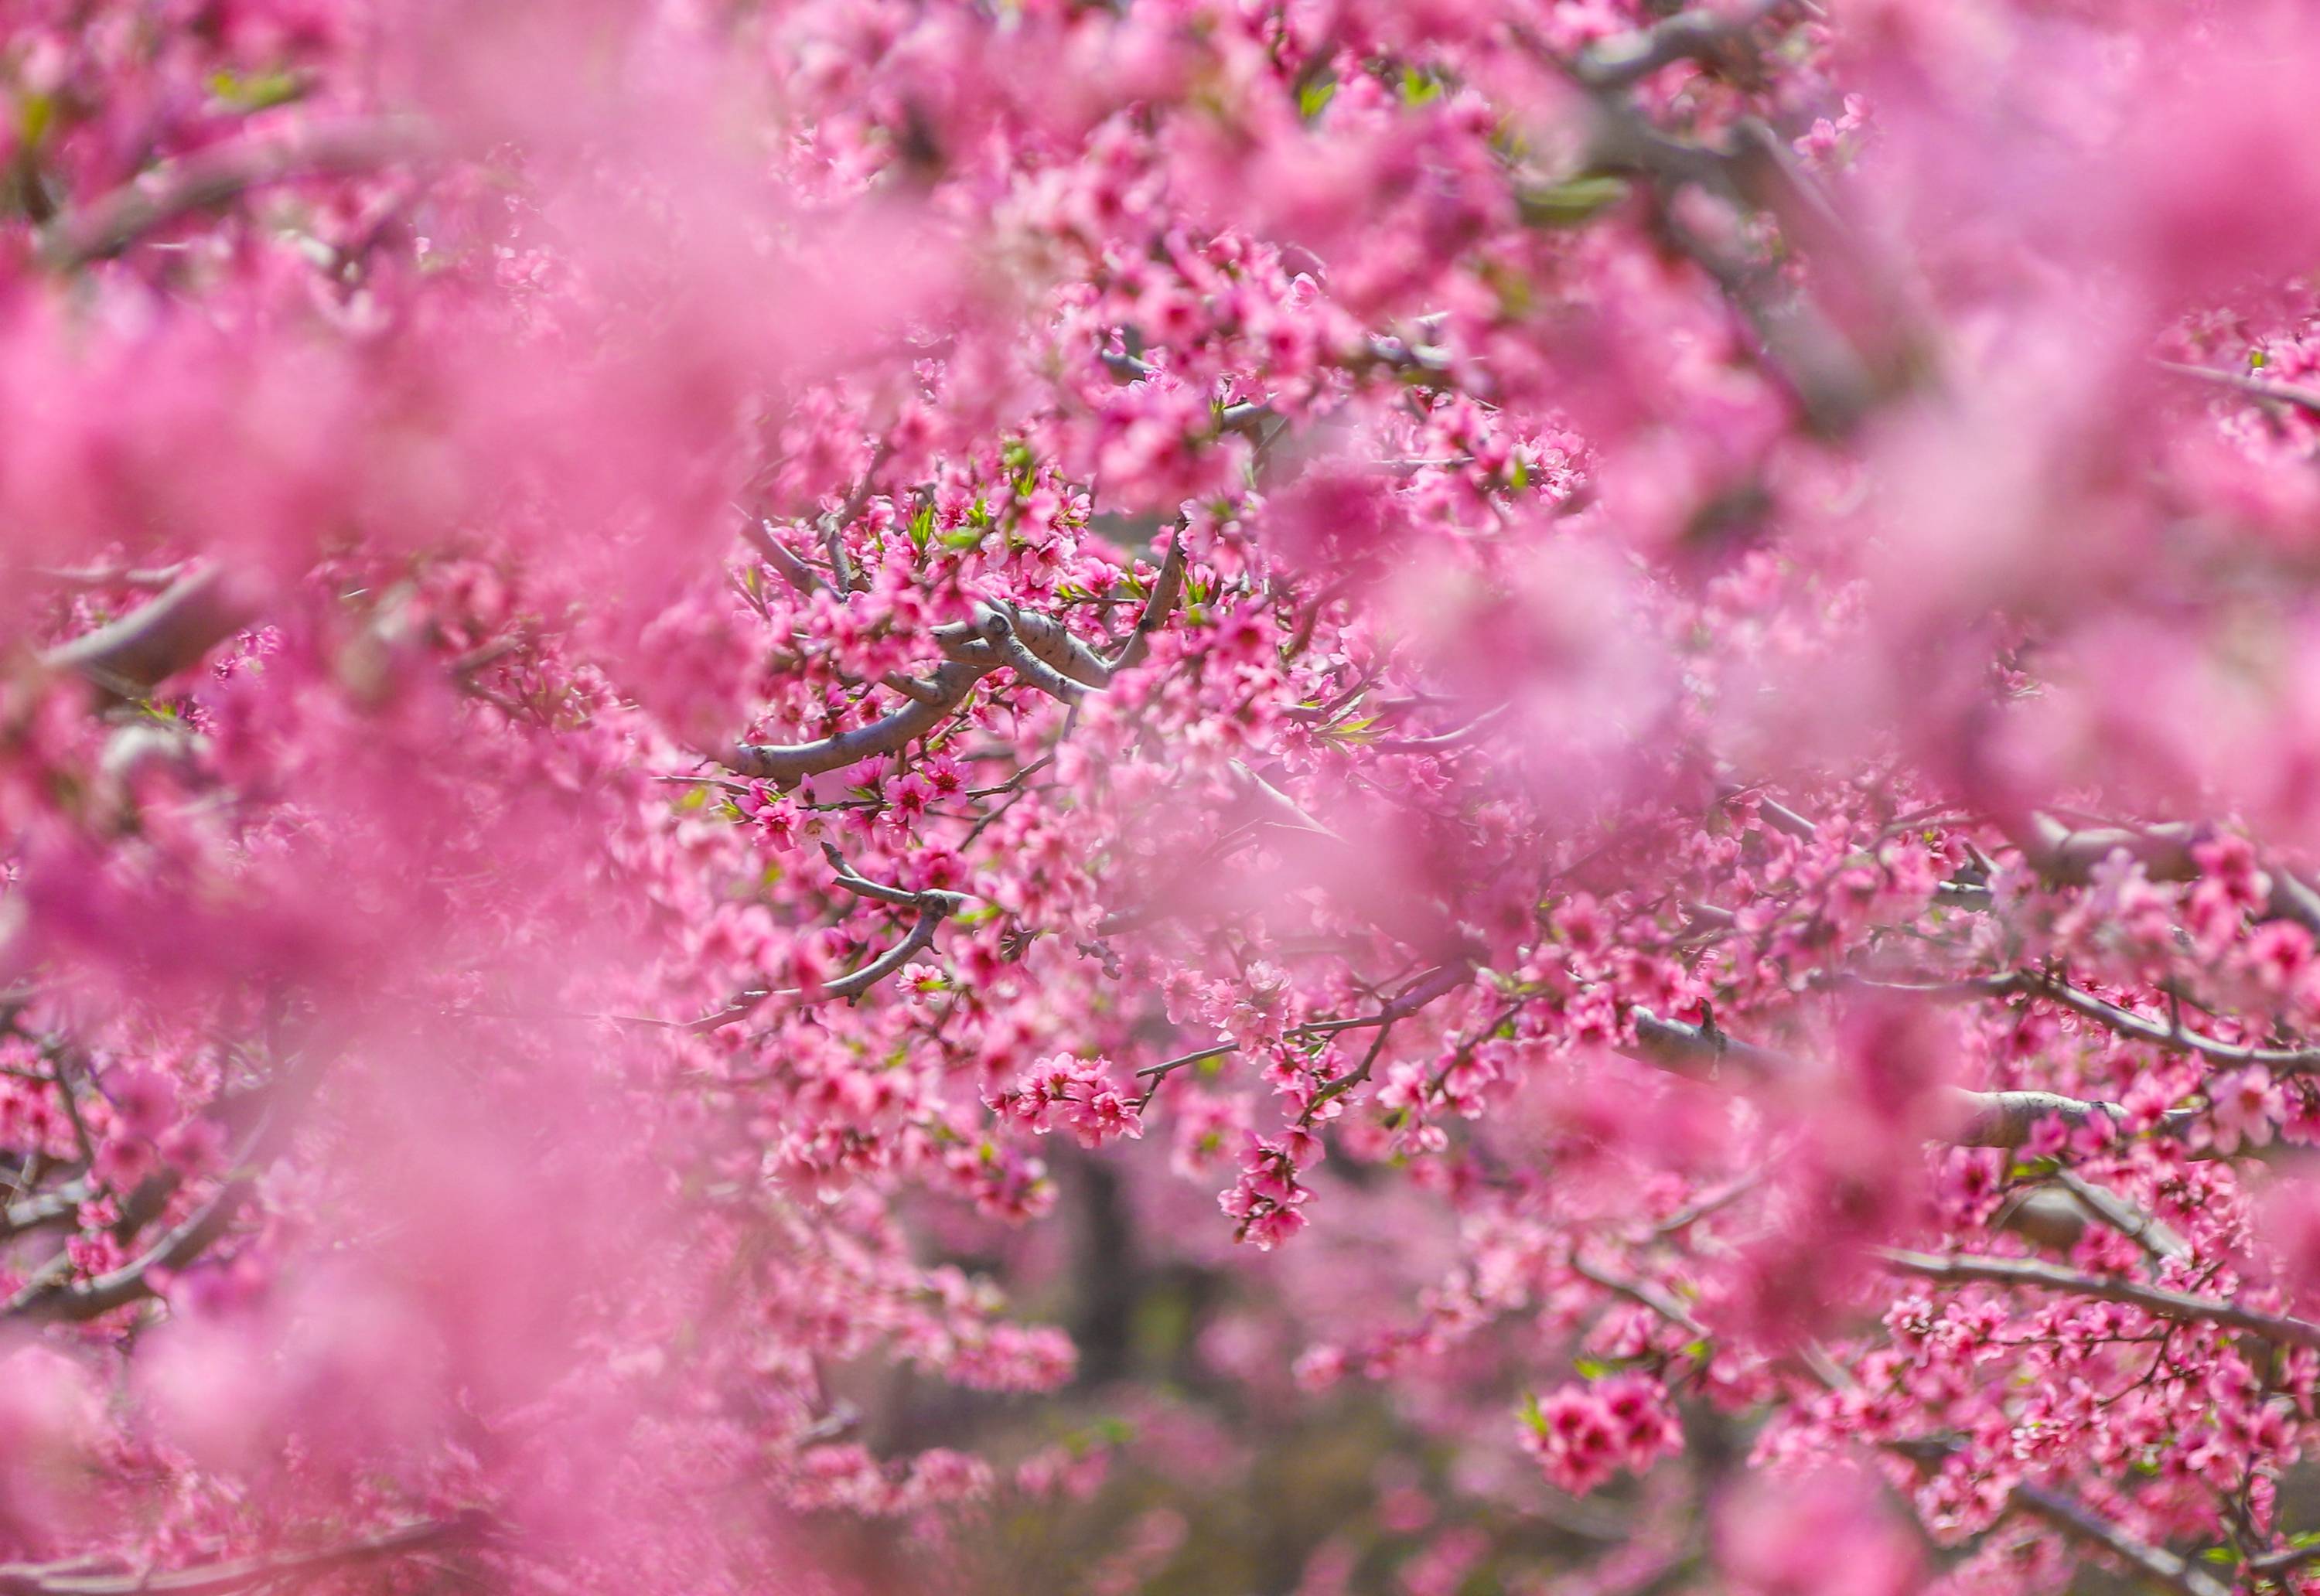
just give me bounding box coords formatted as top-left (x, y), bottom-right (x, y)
top-left (209, 68), bottom-right (306, 113)
top-left (1516, 175), bottom-right (1632, 229)
top-left (18, 90), bottom-right (55, 150)
top-left (1298, 77), bottom-right (1337, 120)
top-left (1476, 257), bottom-right (1536, 319)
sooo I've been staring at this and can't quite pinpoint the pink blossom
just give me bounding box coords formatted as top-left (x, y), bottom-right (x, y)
top-left (14, 3), bottom-right (2320, 1592)
top-left (2211, 1066), bottom-right (2287, 1154)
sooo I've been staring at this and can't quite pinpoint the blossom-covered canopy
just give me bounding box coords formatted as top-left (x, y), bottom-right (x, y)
top-left (9, 2), bottom-right (2320, 1594)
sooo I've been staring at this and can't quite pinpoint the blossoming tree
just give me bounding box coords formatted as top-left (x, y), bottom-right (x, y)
top-left (9, 1), bottom-right (2320, 1592)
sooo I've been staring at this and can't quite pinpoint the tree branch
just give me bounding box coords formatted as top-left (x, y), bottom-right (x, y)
top-left (977, 612), bottom-right (1100, 704)
top-left (5, 1171), bottom-right (254, 1321)
top-left (2011, 1485), bottom-right (2232, 1596)
top-left (39, 117), bottom-right (430, 271)
top-left (0, 1513), bottom-right (488, 1596)
top-left (2156, 359), bottom-right (2320, 421)
top-left (1820, 1347), bottom-right (2233, 1596)
top-left (2050, 1166), bottom-right (2188, 1262)
top-left (741, 516), bottom-right (831, 598)
top-left (1570, 1255), bottom-right (1710, 1339)
top-left (733, 564), bottom-right (1168, 783)
top-left (1627, 1011), bottom-right (2207, 1148)
top-left (1571, 0), bottom-right (1791, 90)
top-left (818, 842), bottom-right (927, 908)
top-left (952, 602), bottom-right (1115, 689)
top-left (729, 659), bottom-right (990, 783)
top-left (681, 891), bottom-right (968, 1033)
top-left (1880, 1248), bottom-right (2320, 1352)
top-left (2018, 813), bottom-right (2202, 885)
top-left (40, 566), bottom-right (254, 696)
top-left (1111, 531), bottom-right (1186, 674)
top-left (1137, 961), bottom-right (1475, 1105)
top-left (2015, 970), bottom-right (2320, 1074)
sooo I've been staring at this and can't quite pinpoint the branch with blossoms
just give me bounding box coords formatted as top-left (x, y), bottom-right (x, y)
top-left (0, 1512), bottom-right (490, 1596)
top-left (36, 566), bottom-right (255, 697)
top-left (1882, 1246), bottom-right (2320, 1352)
top-left (677, 885), bottom-right (971, 1033)
top-left (35, 115), bottom-right (432, 271)
top-left (1626, 1010), bottom-right (2208, 1150)
top-left (726, 534), bottom-right (1184, 783)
